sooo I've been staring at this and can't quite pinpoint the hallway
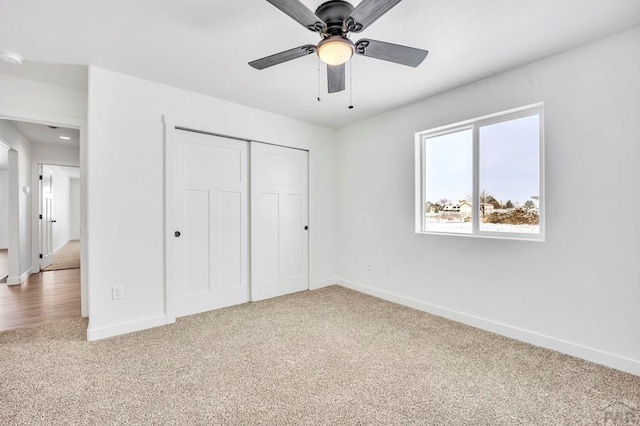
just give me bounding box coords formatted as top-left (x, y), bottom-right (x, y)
top-left (0, 268), bottom-right (81, 331)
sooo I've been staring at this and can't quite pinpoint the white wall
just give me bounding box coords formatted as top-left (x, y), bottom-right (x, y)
top-left (69, 178), bottom-right (81, 240)
top-left (0, 169), bottom-right (7, 248)
top-left (32, 143), bottom-right (80, 166)
top-left (0, 73), bottom-right (87, 119)
top-left (336, 27), bottom-right (640, 375)
top-left (87, 67), bottom-right (338, 339)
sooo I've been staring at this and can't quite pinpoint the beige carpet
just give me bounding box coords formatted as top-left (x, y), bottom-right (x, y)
top-left (43, 240), bottom-right (80, 271)
top-left (1, 286), bottom-right (638, 425)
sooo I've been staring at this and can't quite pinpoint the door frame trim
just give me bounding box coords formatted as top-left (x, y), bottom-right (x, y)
top-left (164, 117), bottom-right (177, 325)
top-left (0, 138), bottom-right (19, 284)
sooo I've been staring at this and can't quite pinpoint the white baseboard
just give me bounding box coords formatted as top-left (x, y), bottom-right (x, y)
top-left (310, 278), bottom-right (339, 290)
top-left (7, 267), bottom-right (33, 285)
top-left (337, 278), bottom-right (640, 377)
top-left (52, 238), bottom-right (71, 256)
top-left (87, 315), bottom-right (169, 341)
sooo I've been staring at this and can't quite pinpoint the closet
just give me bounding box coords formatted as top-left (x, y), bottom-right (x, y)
top-left (170, 128), bottom-right (309, 318)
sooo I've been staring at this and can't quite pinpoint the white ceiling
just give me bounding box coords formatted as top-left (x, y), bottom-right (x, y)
top-left (0, 0), bottom-right (639, 128)
top-left (9, 121), bottom-right (80, 148)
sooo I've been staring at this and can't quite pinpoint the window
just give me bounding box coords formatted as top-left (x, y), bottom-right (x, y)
top-left (415, 104), bottom-right (544, 240)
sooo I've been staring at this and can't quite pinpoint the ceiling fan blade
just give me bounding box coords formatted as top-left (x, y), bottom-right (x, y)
top-left (346, 0), bottom-right (403, 32)
top-left (327, 64), bottom-right (345, 93)
top-left (355, 39), bottom-right (428, 67)
top-left (266, 0), bottom-right (326, 32)
top-left (249, 45), bottom-right (316, 70)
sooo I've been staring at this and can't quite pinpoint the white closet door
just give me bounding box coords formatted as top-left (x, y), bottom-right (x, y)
top-left (251, 143), bottom-right (309, 301)
top-left (174, 130), bottom-right (249, 317)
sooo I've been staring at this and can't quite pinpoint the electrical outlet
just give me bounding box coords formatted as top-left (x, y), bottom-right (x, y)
top-left (112, 285), bottom-right (124, 300)
top-left (366, 260), bottom-right (373, 271)
top-left (386, 265), bottom-right (392, 276)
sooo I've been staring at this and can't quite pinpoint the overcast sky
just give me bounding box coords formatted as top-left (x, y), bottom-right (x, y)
top-left (425, 115), bottom-right (540, 204)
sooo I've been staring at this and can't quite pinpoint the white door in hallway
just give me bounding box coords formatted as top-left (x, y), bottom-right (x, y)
top-left (251, 143), bottom-right (309, 301)
top-left (40, 168), bottom-right (54, 270)
top-left (174, 130), bottom-right (249, 317)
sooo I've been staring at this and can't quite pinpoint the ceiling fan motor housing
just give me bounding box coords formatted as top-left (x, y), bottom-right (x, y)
top-left (315, 0), bottom-right (355, 36)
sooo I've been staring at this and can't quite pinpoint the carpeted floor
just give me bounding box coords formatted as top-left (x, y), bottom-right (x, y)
top-left (43, 240), bottom-right (80, 271)
top-left (1, 286), bottom-right (638, 425)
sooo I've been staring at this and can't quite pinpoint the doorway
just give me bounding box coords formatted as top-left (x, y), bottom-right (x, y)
top-left (0, 137), bottom-right (18, 286)
top-left (0, 142), bottom-right (10, 283)
top-left (167, 126), bottom-right (310, 321)
top-left (0, 118), bottom-right (83, 331)
top-left (38, 164), bottom-right (81, 272)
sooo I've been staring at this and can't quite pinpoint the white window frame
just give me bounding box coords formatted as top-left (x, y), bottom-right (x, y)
top-left (415, 103), bottom-right (545, 241)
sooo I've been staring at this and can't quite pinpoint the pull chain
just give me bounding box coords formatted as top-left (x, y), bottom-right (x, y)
top-left (317, 57), bottom-right (321, 102)
top-left (348, 58), bottom-right (354, 109)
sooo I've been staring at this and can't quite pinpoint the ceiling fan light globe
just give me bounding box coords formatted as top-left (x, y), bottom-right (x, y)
top-left (317, 37), bottom-right (354, 66)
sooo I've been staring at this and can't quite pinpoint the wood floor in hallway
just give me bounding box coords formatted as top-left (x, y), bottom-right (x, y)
top-left (0, 268), bottom-right (81, 332)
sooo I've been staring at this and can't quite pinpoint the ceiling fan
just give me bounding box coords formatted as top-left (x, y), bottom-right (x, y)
top-left (249, 0), bottom-right (429, 94)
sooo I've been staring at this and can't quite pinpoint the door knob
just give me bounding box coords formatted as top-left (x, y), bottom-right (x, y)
top-left (175, 231), bottom-right (181, 237)
top-left (304, 226), bottom-right (308, 230)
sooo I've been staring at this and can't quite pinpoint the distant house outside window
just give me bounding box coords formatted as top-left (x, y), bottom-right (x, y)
top-left (415, 104), bottom-right (544, 241)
